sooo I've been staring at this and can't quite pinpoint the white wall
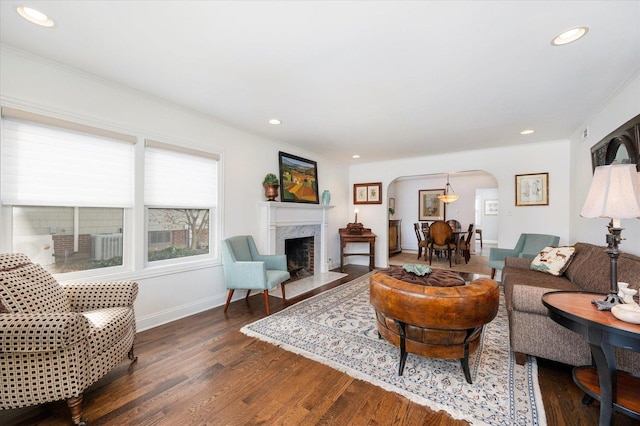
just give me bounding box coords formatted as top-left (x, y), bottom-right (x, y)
top-left (569, 71), bottom-right (640, 255)
top-left (349, 140), bottom-right (572, 268)
top-left (0, 47), bottom-right (349, 330)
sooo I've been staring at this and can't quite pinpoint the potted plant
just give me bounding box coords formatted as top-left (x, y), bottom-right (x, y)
top-left (263, 173), bottom-right (279, 201)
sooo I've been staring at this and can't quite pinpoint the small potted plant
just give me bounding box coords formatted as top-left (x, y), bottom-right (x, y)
top-left (263, 173), bottom-right (280, 201)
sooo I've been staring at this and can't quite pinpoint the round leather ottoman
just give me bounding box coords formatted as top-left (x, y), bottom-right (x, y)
top-left (369, 267), bottom-right (499, 383)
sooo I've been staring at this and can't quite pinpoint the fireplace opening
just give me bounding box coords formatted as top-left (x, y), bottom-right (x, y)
top-left (285, 236), bottom-right (314, 280)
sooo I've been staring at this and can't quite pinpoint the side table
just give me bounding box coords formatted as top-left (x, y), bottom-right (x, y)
top-left (339, 228), bottom-right (376, 272)
top-left (542, 291), bottom-right (640, 426)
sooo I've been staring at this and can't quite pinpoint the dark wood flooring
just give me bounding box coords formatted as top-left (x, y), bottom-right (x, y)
top-left (1, 265), bottom-right (636, 425)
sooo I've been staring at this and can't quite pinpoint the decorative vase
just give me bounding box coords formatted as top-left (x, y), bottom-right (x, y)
top-left (264, 184), bottom-right (279, 201)
top-left (321, 190), bottom-right (331, 205)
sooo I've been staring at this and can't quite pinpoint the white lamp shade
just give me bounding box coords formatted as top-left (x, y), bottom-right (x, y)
top-left (580, 164), bottom-right (640, 219)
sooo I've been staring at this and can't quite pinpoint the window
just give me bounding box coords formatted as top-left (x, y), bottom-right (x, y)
top-left (13, 206), bottom-right (124, 273)
top-left (1, 108), bottom-right (134, 274)
top-left (144, 140), bottom-right (218, 263)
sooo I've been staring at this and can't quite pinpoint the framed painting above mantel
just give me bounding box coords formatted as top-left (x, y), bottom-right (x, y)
top-left (278, 152), bottom-right (319, 204)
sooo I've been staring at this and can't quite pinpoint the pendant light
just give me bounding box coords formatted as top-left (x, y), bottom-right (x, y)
top-left (438, 174), bottom-right (459, 204)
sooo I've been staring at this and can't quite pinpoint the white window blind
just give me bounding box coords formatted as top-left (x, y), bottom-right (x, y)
top-left (144, 140), bottom-right (218, 207)
top-left (1, 116), bottom-right (135, 207)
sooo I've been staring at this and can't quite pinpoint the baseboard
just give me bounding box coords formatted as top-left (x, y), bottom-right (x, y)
top-left (135, 295), bottom-right (224, 332)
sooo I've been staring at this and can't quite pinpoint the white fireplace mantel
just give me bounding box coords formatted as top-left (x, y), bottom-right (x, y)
top-left (259, 201), bottom-right (334, 273)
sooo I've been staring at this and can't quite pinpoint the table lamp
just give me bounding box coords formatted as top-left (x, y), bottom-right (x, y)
top-left (347, 208), bottom-right (364, 234)
top-left (580, 163), bottom-right (640, 310)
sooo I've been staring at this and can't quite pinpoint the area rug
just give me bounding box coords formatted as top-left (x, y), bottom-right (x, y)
top-left (389, 250), bottom-right (493, 276)
top-left (241, 272), bottom-right (546, 426)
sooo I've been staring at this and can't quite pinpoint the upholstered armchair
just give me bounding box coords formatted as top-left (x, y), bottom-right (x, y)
top-left (487, 233), bottom-right (560, 279)
top-left (0, 253), bottom-right (138, 426)
top-left (221, 235), bottom-right (290, 316)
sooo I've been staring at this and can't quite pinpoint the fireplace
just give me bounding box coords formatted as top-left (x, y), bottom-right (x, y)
top-left (259, 202), bottom-right (333, 274)
top-left (285, 236), bottom-right (314, 279)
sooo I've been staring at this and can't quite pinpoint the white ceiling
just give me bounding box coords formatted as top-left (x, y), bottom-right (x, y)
top-left (1, 1), bottom-right (639, 163)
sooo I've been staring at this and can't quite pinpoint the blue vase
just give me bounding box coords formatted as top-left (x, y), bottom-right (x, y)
top-left (321, 190), bottom-right (331, 205)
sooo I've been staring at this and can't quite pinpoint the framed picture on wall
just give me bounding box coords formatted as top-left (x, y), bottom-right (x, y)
top-left (354, 182), bottom-right (382, 204)
top-left (484, 199), bottom-right (498, 215)
top-left (278, 152), bottom-right (319, 204)
top-left (515, 172), bottom-right (549, 206)
top-left (418, 189), bottom-right (445, 221)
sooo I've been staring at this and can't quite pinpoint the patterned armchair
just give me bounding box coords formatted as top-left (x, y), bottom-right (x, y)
top-left (0, 253), bottom-right (138, 425)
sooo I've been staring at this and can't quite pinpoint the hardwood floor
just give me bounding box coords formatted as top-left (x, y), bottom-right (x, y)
top-left (1, 265), bottom-right (636, 425)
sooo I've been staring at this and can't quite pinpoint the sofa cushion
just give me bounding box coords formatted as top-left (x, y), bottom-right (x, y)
top-left (530, 246), bottom-right (576, 276)
top-left (0, 261), bottom-right (71, 314)
top-left (564, 242), bottom-right (640, 293)
top-left (503, 266), bottom-right (579, 313)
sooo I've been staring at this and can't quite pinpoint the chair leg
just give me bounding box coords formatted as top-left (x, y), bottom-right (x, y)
top-left (491, 268), bottom-right (496, 279)
top-left (66, 395), bottom-right (87, 426)
top-left (417, 247), bottom-right (422, 259)
top-left (224, 289), bottom-right (234, 313)
top-left (428, 248), bottom-right (433, 265)
top-left (280, 283), bottom-right (287, 306)
top-left (263, 290), bottom-right (271, 316)
top-left (245, 290), bottom-right (251, 300)
top-left (128, 344), bottom-right (138, 362)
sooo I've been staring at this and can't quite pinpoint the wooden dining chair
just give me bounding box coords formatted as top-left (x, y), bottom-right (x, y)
top-left (427, 221), bottom-right (457, 267)
top-left (458, 223), bottom-right (475, 264)
top-left (414, 223), bottom-right (428, 260)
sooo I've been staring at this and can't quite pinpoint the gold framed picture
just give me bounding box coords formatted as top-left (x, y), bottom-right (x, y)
top-left (418, 189), bottom-right (445, 221)
top-left (515, 173), bottom-right (549, 206)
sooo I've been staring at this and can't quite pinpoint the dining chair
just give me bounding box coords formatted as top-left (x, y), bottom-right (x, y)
top-left (457, 223), bottom-right (475, 264)
top-left (414, 223), bottom-right (428, 260)
top-left (427, 221), bottom-right (457, 267)
top-left (446, 219), bottom-right (462, 231)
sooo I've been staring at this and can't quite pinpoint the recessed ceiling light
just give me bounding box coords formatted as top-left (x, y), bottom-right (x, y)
top-left (520, 129), bottom-right (535, 135)
top-left (551, 26), bottom-right (589, 46)
top-left (16, 6), bottom-right (55, 27)
top-left (352, 154), bottom-right (360, 159)
top-left (268, 119), bottom-right (282, 125)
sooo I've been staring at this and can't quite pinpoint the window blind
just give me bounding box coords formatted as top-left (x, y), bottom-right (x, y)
top-left (1, 116), bottom-right (135, 207)
top-left (144, 140), bottom-right (218, 207)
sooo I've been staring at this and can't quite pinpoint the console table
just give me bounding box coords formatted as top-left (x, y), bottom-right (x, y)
top-left (339, 228), bottom-right (376, 272)
top-left (542, 291), bottom-right (640, 426)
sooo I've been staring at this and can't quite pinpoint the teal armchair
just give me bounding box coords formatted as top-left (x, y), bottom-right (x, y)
top-left (487, 233), bottom-right (560, 279)
top-left (221, 235), bottom-right (290, 315)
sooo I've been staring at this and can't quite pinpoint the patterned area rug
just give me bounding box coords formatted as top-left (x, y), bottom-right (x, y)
top-left (241, 272), bottom-right (546, 426)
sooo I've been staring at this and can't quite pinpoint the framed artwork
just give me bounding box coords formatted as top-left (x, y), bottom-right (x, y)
top-left (515, 172), bottom-right (549, 206)
top-left (418, 189), bottom-right (445, 221)
top-left (484, 199), bottom-right (499, 215)
top-left (278, 152), bottom-right (319, 204)
top-left (353, 182), bottom-right (382, 204)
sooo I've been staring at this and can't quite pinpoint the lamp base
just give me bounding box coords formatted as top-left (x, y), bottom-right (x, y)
top-left (592, 293), bottom-right (624, 311)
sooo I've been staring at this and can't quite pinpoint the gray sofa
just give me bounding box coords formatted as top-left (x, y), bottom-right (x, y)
top-left (502, 242), bottom-right (640, 373)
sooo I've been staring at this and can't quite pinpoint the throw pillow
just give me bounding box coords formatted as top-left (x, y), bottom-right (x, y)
top-left (530, 246), bottom-right (576, 276)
